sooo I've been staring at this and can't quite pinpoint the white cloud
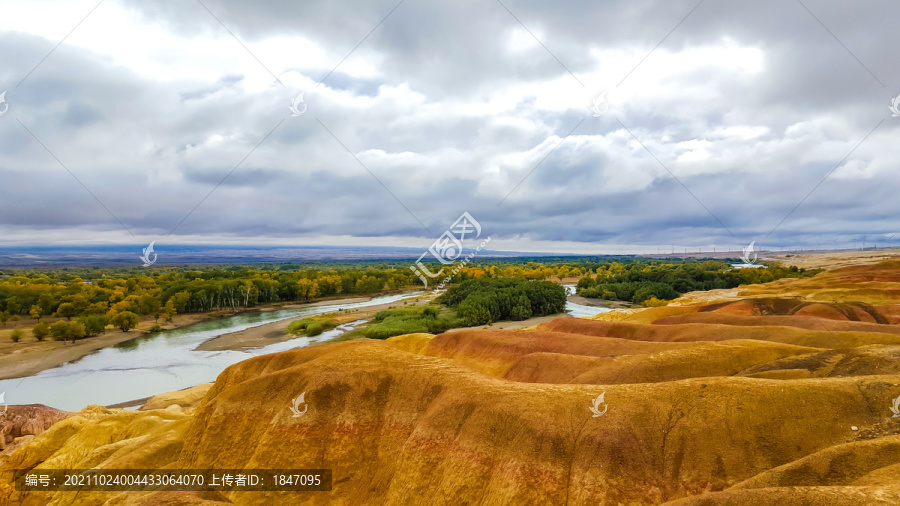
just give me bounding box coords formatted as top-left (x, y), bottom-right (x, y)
top-left (1, 0), bottom-right (898, 252)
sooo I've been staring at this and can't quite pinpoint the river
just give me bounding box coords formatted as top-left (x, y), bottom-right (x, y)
top-left (563, 284), bottom-right (613, 318)
top-left (0, 287), bottom-right (610, 411)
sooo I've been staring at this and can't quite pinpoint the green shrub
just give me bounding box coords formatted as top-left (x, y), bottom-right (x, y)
top-left (77, 314), bottom-right (109, 336)
top-left (456, 298), bottom-right (494, 326)
top-left (149, 324), bottom-right (162, 332)
top-left (111, 311), bottom-right (139, 331)
top-left (49, 321), bottom-right (87, 342)
top-left (363, 305), bottom-right (460, 339)
top-left (32, 322), bottom-right (50, 341)
top-left (642, 297), bottom-right (668, 307)
top-left (364, 319), bottom-right (428, 339)
top-left (287, 318), bottom-right (313, 334)
top-left (287, 318), bottom-right (335, 337)
top-left (633, 284), bottom-right (678, 304)
top-left (509, 301), bottom-right (532, 321)
top-left (10, 329), bottom-right (23, 342)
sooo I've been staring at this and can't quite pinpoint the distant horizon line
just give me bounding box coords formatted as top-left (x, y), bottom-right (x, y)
top-left (0, 243), bottom-right (886, 253)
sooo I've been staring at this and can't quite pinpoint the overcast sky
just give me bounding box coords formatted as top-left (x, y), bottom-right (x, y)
top-left (1, 0), bottom-right (898, 254)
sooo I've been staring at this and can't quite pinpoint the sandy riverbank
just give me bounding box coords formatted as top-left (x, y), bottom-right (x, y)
top-left (259, 297), bottom-right (371, 310)
top-left (0, 310), bottom-right (212, 381)
top-left (566, 294), bottom-right (633, 309)
top-left (0, 330), bottom-right (146, 381)
top-left (195, 295), bottom-right (436, 351)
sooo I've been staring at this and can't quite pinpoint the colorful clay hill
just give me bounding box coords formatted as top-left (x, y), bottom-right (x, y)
top-left (4, 256), bottom-right (900, 504)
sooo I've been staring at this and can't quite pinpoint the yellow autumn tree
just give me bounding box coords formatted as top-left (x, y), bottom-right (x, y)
top-left (297, 278), bottom-right (319, 302)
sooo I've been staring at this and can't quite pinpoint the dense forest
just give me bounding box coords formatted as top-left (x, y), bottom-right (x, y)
top-left (437, 278), bottom-right (567, 325)
top-left (0, 259), bottom-right (594, 325)
top-left (575, 260), bottom-right (820, 304)
top-left (0, 256), bottom-right (821, 342)
top-left (359, 278), bottom-right (567, 339)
